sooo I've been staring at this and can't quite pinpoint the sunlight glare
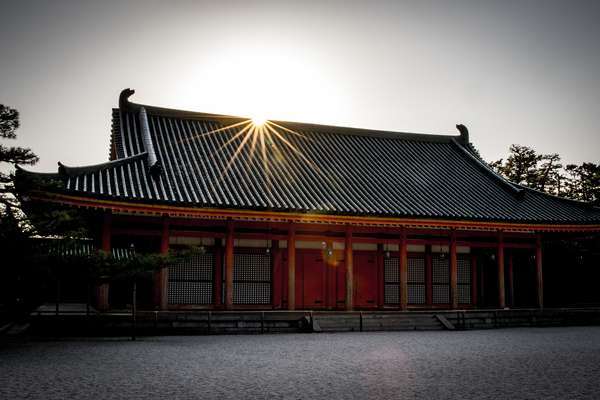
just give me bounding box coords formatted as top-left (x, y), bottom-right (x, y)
top-left (252, 115), bottom-right (268, 127)
top-left (185, 44), bottom-right (348, 125)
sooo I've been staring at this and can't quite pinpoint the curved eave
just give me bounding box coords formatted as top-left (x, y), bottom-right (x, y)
top-left (15, 164), bottom-right (61, 179)
top-left (518, 185), bottom-right (600, 211)
top-left (58, 152), bottom-right (148, 176)
top-left (24, 191), bottom-right (600, 233)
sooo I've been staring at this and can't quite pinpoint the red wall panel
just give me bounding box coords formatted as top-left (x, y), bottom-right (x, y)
top-left (354, 251), bottom-right (378, 308)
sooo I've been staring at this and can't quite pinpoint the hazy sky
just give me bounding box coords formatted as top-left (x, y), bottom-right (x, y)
top-left (1, 0), bottom-right (599, 172)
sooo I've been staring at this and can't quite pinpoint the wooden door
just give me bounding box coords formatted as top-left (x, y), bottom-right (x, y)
top-left (354, 252), bottom-right (378, 308)
top-left (297, 250), bottom-right (326, 308)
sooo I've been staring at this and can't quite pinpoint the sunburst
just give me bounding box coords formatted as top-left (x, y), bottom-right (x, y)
top-left (183, 117), bottom-right (335, 196)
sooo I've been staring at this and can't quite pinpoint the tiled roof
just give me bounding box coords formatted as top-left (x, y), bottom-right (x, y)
top-left (19, 89), bottom-right (600, 224)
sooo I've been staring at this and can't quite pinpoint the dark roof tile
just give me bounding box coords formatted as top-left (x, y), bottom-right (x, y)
top-left (21, 93), bottom-right (600, 225)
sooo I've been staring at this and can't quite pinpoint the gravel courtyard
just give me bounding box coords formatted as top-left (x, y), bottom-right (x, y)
top-left (2, 327), bottom-right (600, 399)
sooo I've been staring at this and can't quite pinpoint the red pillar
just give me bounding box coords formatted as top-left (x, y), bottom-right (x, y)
top-left (479, 254), bottom-right (485, 303)
top-left (536, 235), bottom-right (544, 309)
top-left (271, 240), bottom-right (280, 308)
top-left (326, 239), bottom-right (335, 309)
top-left (471, 254), bottom-right (478, 307)
top-left (154, 216), bottom-right (169, 310)
top-left (96, 211), bottom-right (112, 311)
top-left (377, 243), bottom-right (384, 309)
top-left (425, 245), bottom-right (433, 306)
top-left (224, 219), bottom-right (235, 309)
top-left (497, 230), bottom-right (506, 309)
top-left (450, 229), bottom-right (458, 309)
top-left (508, 250), bottom-right (514, 308)
top-left (213, 239), bottom-right (223, 308)
top-left (287, 223), bottom-right (296, 310)
top-left (399, 228), bottom-right (408, 310)
top-left (101, 212), bottom-right (112, 253)
top-left (345, 226), bottom-right (354, 311)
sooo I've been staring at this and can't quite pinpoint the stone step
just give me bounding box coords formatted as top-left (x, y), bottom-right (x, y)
top-left (24, 308), bottom-right (600, 336)
top-left (312, 313), bottom-right (445, 332)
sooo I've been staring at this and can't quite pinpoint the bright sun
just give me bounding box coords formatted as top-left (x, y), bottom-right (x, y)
top-left (251, 115), bottom-right (268, 126)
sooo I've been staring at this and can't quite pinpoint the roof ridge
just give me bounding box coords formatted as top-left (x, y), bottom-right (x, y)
top-left (268, 120), bottom-right (461, 142)
top-left (452, 139), bottom-right (599, 212)
top-left (117, 88), bottom-right (462, 143)
top-left (451, 138), bottom-right (525, 198)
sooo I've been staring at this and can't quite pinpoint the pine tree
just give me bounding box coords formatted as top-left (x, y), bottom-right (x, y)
top-left (1, 105), bottom-right (39, 310)
top-left (491, 144), bottom-right (599, 206)
top-left (564, 163), bottom-right (600, 206)
top-left (490, 144), bottom-right (541, 187)
top-left (0, 104), bottom-right (39, 232)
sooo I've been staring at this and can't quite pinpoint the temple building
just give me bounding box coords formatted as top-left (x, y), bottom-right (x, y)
top-left (17, 89), bottom-right (600, 312)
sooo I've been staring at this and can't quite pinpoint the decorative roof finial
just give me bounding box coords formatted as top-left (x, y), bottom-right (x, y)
top-left (456, 124), bottom-right (469, 144)
top-left (119, 88), bottom-right (135, 110)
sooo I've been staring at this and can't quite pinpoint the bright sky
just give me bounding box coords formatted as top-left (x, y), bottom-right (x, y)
top-left (1, 0), bottom-right (599, 172)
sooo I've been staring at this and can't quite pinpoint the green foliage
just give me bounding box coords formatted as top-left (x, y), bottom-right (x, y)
top-left (491, 144), bottom-right (599, 205)
top-left (0, 105), bottom-right (20, 139)
top-left (39, 242), bottom-right (203, 281)
top-left (564, 163), bottom-right (600, 206)
top-left (26, 202), bottom-right (91, 238)
top-left (1, 104), bottom-right (42, 309)
top-left (1, 104), bottom-right (39, 233)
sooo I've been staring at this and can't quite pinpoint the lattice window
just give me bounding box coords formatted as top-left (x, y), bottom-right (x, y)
top-left (384, 257), bottom-right (399, 283)
top-left (233, 253), bottom-right (271, 281)
top-left (408, 256), bottom-right (426, 304)
top-left (408, 284), bottom-right (426, 304)
top-left (234, 282), bottom-right (270, 304)
top-left (432, 255), bottom-right (450, 304)
top-left (408, 257), bottom-right (425, 283)
top-left (385, 284), bottom-right (399, 304)
top-left (458, 284), bottom-right (471, 304)
top-left (230, 251), bottom-right (272, 305)
top-left (432, 256), bottom-right (450, 283)
top-left (168, 253), bottom-right (214, 305)
top-left (384, 257), bottom-right (399, 304)
top-left (433, 284), bottom-right (450, 304)
top-left (457, 255), bottom-right (471, 304)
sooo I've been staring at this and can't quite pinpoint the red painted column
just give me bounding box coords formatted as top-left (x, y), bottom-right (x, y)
top-left (450, 229), bottom-right (458, 309)
top-left (377, 244), bottom-right (385, 309)
top-left (271, 240), bottom-right (281, 308)
top-left (326, 239), bottom-right (335, 309)
top-left (399, 228), bottom-right (408, 310)
top-left (535, 235), bottom-right (544, 309)
top-left (224, 219), bottom-right (235, 309)
top-left (425, 245), bottom-right (433, 306)
top-left (471, 254), bottom-right (478, 307)
top-left (101, 212), bottom-right (112, 253)
top-left (213, 239), bottom-right (223, 308)
top-left (508, 250), bottom-right (514, 308)
top-left (96, 211), bottom-right (112, 311)
top-left (153, 215), bottom-right (169, 310)
top-left (497, 230), bottom-right (506, 309)
top-left (345, 226), bottom-right (354, 311)
top-left (287, 223), bottom-right (296, 310)
top-left (479, 254), bottom-right (485, 303)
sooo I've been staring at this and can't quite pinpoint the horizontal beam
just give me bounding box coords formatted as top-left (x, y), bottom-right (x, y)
top-left (112, 228), bottom-right (161, 236)
top-left (32, 192), bottom-right (600, 233)
top-left (112, 228), bottom-right (537, 249)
